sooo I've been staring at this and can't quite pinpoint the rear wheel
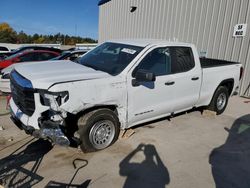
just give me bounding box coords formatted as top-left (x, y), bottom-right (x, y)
top-left (77, 108), bottom-right (120, 152)
top-left (208, 86), bottom-right (229, 115)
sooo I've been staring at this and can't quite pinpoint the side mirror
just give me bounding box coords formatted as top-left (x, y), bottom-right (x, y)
top-left (132, 69), bottom-right (156, 86)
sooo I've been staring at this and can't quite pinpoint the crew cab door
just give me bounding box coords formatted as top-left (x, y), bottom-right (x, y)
top-left (127, 47), bottom-right (176, 126)
top-left (127, 46), bottom-right (201, 126)
top-left (169, 47), bottom-right (201, 112)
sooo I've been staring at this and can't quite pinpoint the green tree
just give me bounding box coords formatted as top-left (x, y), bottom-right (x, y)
top-left (0, 22), bottom-right (98, 44)
top-left (0, 22), bottom-right (17, 43)
top-left (17, 31), bottom-right (29, 43)
top-left (32, 33), bottom-right (39, 42)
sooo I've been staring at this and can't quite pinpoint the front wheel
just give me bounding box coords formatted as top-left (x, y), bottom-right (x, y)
top-left (208, 86), bottom-right (229, 115)
top-left (77, 108), bottom-right (120, 152)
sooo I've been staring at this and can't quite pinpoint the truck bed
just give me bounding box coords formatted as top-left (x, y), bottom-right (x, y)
top-left (200, 58), bottom-right (240, 68)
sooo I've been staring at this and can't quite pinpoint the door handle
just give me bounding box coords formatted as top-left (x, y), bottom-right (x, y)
top-left (165, 81), bottom-right (175, 86)
top-left (191, 77), bottom-right (199, 81)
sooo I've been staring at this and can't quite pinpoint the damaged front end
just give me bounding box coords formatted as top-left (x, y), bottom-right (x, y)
top-left (10, 86), bottom-right (77, 147)
top-left (36, 90), bottom-right (72, 146)
top-left (11, 111), bottom-right (71, 147)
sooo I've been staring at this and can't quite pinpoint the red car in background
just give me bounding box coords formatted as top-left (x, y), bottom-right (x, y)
top-left (0, 50), bottom-right (60, 70)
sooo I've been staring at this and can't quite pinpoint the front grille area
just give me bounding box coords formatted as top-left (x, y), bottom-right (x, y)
top-left (10, 71), bottom-right (35, 116)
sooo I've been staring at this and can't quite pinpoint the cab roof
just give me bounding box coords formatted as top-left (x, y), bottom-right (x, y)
top-left (107, 39), bottom-right (193, 48)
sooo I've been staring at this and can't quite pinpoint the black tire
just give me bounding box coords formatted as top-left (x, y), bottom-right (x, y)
top-left (77, 108), bottom-right (120, 152)
top-left (208, 86), bottom-right (229, 115)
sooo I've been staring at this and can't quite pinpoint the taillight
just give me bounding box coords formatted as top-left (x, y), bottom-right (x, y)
top-left (240, 67), bottom-right (244, 80)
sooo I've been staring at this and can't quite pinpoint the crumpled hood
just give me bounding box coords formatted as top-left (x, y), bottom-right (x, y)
top-left (14, 60), bottom-right (111, 89)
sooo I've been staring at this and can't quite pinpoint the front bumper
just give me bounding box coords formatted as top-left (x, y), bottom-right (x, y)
top-left (10, 97), bottom-right (70, 146)
top-left (10, 112), bottom-right (35, 134)
top-left (9, 95), bottom-right (46, 129)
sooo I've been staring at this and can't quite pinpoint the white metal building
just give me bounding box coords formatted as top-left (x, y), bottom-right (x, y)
top-left (98, 0), bottom-right (250, 97)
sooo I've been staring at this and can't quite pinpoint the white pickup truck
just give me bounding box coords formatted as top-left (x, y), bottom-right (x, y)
top-left (9, 40), bottom-right (243, 152)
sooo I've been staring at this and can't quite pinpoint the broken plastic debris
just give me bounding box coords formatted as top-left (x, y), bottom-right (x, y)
top-left (119, 129), bottom-right (135, 139)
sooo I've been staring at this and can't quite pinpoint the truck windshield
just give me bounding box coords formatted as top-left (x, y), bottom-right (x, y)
top-left (78, 42), bottom-right (143, 75)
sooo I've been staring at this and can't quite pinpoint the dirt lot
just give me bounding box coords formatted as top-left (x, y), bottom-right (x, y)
top-left (0, 96), bottom-right (249, 188)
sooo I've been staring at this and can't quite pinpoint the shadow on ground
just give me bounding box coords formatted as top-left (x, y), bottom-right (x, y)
top-left (119, 144), bottom-right (170, 188)
top-left (45, 158), bottom-right (91, 188)
top-left (0, 139), bottom-right (52, 187)
top-left (210, 114), bottom-right (250, 188)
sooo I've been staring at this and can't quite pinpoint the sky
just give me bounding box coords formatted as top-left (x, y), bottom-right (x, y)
top-left (0, 0), bottom-right (100, 39)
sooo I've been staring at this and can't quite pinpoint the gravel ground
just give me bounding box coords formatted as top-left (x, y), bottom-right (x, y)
top-left (0, 96), bottom-right (249, 188)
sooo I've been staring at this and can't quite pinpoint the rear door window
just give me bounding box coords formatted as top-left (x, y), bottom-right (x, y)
top-left (171, 47), bottom-right (195, 74)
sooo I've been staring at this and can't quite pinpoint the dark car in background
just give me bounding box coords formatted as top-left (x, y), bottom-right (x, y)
top-left (51, 49), bottom-right (88, 62)
top-left (0, 46), bottom-right (10, 53)
top-left (0, 46), bottom-right (11, 61)
top-left (0, 50), bottom-right (60, 70)
top-left (0, 46), bottom-right (62, 60)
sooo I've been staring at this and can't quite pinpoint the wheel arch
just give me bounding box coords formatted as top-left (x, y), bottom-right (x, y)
top-left (209, 78), bottom-right (234, 106)
top-left (77, 105), bottom-right (119, 117)
top-left (218, 78), bottom-right (234, 96)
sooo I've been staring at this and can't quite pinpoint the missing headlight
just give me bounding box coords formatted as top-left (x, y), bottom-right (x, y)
top-left (40, 91), bottom-right (69, 111)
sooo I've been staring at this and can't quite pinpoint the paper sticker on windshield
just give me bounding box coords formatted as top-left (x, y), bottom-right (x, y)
top-left (121, 48), bottom-right (137, 54)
